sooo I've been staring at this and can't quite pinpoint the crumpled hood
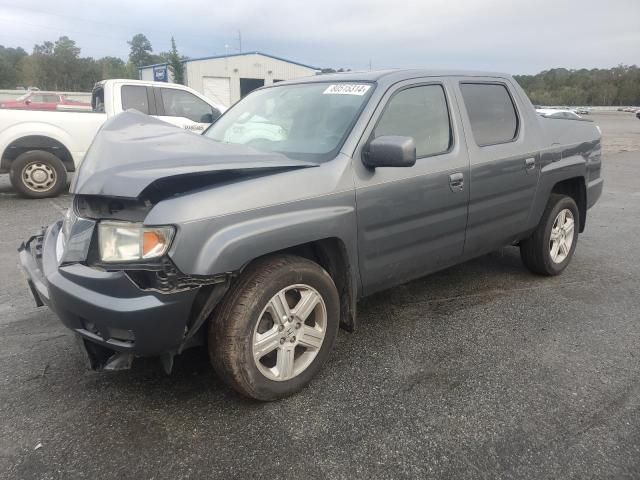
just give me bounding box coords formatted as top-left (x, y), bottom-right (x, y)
top-left (71, 111), bottom-right (318, 199)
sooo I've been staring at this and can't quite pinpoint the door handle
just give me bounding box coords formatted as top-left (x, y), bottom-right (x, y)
top-left (449, 172), bottom-right (464, 192)
top-left (524, 157), bottom-right (536, 172)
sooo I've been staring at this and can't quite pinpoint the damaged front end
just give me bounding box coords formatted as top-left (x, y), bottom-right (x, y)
top-left (19, 213), bottom-right (230, 373)
top-left (18, 111), bottom-right (319, 373)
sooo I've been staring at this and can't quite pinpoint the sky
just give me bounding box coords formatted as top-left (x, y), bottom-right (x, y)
top-left (0, 0), bottom-right (638, 74)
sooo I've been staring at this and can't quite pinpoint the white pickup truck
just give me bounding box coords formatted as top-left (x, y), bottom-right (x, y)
top-left (0, 79), bottom-right (225, 198)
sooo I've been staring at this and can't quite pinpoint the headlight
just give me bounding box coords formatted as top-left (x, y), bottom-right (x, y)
top-left (98, 221), bottom-right (175, 263)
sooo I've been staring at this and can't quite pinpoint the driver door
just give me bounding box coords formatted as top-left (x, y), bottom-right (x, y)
top-left (353, 80), bottom-right (470, 295)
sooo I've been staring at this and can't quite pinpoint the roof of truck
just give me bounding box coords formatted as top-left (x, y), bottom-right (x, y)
top-left (281, 69), bottom-right (513, 86)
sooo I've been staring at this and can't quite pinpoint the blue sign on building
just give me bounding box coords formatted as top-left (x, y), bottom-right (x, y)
top-left (153, 65), bottom-right (168, 82)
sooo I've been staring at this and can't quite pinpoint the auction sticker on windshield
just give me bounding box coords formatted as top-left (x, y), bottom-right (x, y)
top-left (323, 84), bottom-right (371, 95)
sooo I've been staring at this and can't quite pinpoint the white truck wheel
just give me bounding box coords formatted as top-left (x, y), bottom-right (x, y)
top-left (9, 151), bottom-right (68, 199)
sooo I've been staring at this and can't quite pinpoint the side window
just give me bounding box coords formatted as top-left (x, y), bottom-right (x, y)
top-left (43, 94), bottom-right (59, 103)
top-left (459, 83), bottom-right (518, 146)
top-left (121, 86), bottom-right (150, 114)
top-left (374, 84), bottom-right (451, 158)
top-left (29, 94), bottom-right (45, 103)
top-left (160, 88), bottom-right (215, 123)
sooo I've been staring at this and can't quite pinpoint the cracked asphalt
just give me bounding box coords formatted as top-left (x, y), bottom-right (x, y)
top-left (1, 112), bottom-right (639, 479)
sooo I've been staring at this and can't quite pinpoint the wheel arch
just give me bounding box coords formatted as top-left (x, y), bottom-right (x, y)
top-left (527, 156), bottom-right (588, 234)
top-left (255, 238), bottom-right (357, 332)
top-left (551, 177), bottom-right (587, 233)
top-left (1, 135), bottom-right (75, 172)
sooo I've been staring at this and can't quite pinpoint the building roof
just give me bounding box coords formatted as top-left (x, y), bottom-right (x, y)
top-left (139, 51), bottom-right (319, 71)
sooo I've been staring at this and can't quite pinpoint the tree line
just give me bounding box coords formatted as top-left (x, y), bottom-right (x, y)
top-left (515, 65), bottom-right (640, 106)
top-left (0, 34), bottom-right (184, 91)
top-left (1, 34), bottom-right (638, 105)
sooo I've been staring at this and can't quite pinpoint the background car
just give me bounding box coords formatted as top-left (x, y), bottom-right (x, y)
top-left (574, 107), bottom-right (589, 115)
top-left (536, 108), bottom-right (582, 120)
top-left (0, 91), bottom-right (91, 111)
top-left (0, 79), bottom-right (226, 198)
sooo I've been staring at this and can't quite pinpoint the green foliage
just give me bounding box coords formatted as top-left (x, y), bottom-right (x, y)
top-left (0, 33), bottom-right (173, 91)
top-left (515, 65), bottom-right (640, 106)
top-left (128, 33), bottom-right (154, 67)
top-left (165, 37), bottom-right (185, 85)
top-left (17, 36), bottom-right (102, 90)
top-left (0, 45), bottom-right (27, 88)
top-left (98, 56), bottom-right (128, 79)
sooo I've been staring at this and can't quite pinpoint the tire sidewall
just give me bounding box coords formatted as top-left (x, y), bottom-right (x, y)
top-left (541, 196), bottom-right (580, 274)
top-left (9, 151), bottom-right (67, 198)
top-left (221, 260), bottom-right (340, 400)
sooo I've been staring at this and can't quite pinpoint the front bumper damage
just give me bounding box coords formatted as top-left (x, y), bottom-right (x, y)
top-left (18, 221), bottom-right (224, 372)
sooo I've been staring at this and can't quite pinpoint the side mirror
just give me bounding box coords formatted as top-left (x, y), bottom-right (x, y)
top-left (25, 99), bottom-right (32, 105)
top-left (201, 109), bottom-right (221, 124)
top-left (200, 113), bottom-right (214, 124)
top-left (363, 136), bottom-right (416, 168)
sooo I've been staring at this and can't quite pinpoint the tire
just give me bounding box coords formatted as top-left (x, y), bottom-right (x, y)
top-left (209, 254), bottom-right (340, 401)
top-left (9, 150), bottom-right (67, 198)
top-left (520, 194), bottom-right (580, 276)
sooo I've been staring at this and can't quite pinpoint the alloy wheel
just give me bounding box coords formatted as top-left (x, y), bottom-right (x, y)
top-left (549, 208), bottom-right (575, 263)
top-left (252, 284), bottom-right (327, 381)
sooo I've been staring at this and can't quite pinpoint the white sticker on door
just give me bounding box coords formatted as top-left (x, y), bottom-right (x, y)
top-left (323, 84), bottom-right (371, 95)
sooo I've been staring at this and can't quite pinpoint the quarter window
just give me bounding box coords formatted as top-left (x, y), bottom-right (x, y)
top-left (121, 86), bottom-right (150, 114)
top-left (374, 84), bottom-right (451, 158)
top-left (160, 88), bottom-right (219, 123)
top-left (460, 83), bottom-right (518, 146)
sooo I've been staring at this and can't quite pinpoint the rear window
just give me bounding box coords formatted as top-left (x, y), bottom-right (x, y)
top-left (121, 86), bottom-right (150, 114)
top-left (460, 83), bottom-right (518, 146)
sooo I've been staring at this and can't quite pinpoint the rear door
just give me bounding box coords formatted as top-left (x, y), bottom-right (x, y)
top-left (154, 87), bottom-right (221, 133)
top-left (453, 79), bottom-right (540, 257)
top-left (353, 79), bottom-right (470, 295)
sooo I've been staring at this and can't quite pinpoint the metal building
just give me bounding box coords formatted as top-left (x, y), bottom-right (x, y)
top-left (139, 52), bottom-right (318, 108)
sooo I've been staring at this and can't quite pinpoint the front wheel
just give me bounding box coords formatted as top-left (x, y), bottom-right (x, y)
top-left (520, 194), bottom-right (579, 276)
top-left (209, 255), bottom-right (340, 401)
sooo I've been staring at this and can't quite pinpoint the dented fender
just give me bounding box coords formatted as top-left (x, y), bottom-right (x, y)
top-left (169, 194), bottom-right (359, 276)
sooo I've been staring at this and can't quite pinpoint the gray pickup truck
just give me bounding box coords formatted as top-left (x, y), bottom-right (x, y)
top-left (19, 70), bottom-right (603, 400)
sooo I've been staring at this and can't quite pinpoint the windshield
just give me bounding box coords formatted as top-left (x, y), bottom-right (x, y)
top-left (204, 82), bottom-right (374, 162)
top-left (15, 93), bottom-right (31, 101)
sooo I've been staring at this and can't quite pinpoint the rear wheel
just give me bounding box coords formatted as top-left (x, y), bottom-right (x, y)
top-left (9, 150), bottom-right (67, 198)
top-left (209, 255), bottom-right (340, 401)
top-left (520, 194), bottom-right (579, 276)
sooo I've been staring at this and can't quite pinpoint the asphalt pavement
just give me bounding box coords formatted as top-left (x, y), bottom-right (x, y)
top-left (1, 113), bottom-right (639, 479)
